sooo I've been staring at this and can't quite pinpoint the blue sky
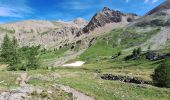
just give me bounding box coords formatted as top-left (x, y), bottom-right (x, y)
top-left (0, 0), bottom-right (165, 23)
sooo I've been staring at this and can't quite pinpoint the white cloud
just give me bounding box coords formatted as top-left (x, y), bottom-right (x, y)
top-left (144, 0), bottom-right (159, 4)
top-left (69, 2), bottom-right (90, 10)
top-left (125, 0), bottom-right (129, 3)
top-left (0, 0), bottom-right (33, 18)
top-left (151, 0), bottom-right (159, 3)
top-left (124, 0), bottom-right (158, 3)
top-left (144, 0), bottom-right (149, 3)
top-left (58, 1), bottom-right (91, 10)
top-left (0, 7), bottom-right (22, 17)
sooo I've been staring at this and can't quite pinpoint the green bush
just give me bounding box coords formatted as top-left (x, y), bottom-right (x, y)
top-left (152, 59), bottom-right (170, 88)
top-left (7, 65), bottom-right (17, 71)
top-left (20, 46), bottom-right (40, 70)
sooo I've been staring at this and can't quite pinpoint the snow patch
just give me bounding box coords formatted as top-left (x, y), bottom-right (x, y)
top-left (62, 61), bottom-right (85, 67)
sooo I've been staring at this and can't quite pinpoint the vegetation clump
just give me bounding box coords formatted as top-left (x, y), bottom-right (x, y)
top-left (0, 34), bottom-right (40, 71)
top-left (125, 47), bottom-right (142, 60)
top-left (133, 47), bottom-right (142, 56)
top-left (152, 59), bottom-right (170, 88)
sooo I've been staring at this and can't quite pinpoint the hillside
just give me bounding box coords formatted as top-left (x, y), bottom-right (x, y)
top-left (146, 0), bottom-right (170, 15)
top-left (0, 19), bottom-right (88, 49)
top-left (0, 7), bottom-right (138, 50)
top-left (0, 1), bottom-right (170, 100)
top-left (129, 9), bottom-right (170, 50)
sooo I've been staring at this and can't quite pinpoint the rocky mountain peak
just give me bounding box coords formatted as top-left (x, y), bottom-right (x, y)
top-left (76, 7), bottom-right (138, 36)
top-left (102, 7), bottom-right (111, 12)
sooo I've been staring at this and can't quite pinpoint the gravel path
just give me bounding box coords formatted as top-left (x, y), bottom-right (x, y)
top-left (59, 85), bottom-right (95, 100)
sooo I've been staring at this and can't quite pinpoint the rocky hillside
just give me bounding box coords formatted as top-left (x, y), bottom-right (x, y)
top-left (0, 7), bottom-right (138, 49)
top-left (146, 0), bottom-right (170, 15)
top-left (2, 3), bottom-right (170, 51)
top-left (0, 19), bottom-right (88, 49)
top-left (127, 9), bottom-right (170, 50)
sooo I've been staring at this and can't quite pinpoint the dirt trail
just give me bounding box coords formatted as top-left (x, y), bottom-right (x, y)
top-left (59, 85), bottom-right (94, 100)
top-left (0, 73), bottom-right (33, 100)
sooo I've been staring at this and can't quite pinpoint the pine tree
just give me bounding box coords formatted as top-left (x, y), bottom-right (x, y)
top-left (0, 34), bottom-right (12, 63)
top-left (0, 35), bottom-right (21, 70)
top-left (132, 49), bottom-right (137, 56)
top-left (10, 36), bottom-right (20, 65)
top-left (136, 47), bottom-right (142, 55)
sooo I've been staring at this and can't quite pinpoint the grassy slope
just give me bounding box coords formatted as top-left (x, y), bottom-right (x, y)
top-left (1, 57), bottom-right (170, 100)
top-left (79, 29), bottom-right (123, 60)
top-left (56, 55), bottom-right (170, 100)
top-left (55, 27), bottom-right (170, 100)
top-left (58, 71), bottom-right (170, 100)
top-left (39, 47), bottom-right (69, 67)
top-left (0, 27), bottom-right (170, 99)
top-left (79, 27), bottom-right (161, 61)
top-left (40, 47), bottom-right (68, 60)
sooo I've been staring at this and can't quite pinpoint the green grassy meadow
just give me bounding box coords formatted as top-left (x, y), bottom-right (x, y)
top-left (0, 28), bottom-right (170, 100)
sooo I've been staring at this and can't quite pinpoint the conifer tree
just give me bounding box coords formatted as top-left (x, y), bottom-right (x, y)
top-left (0, 34), bottom-right (12, 63)
top-left (10, 36), bottom-right (20, 65)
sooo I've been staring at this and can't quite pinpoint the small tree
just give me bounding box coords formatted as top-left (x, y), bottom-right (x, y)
top-left (147, 45), bottom-right (151, 51)
top-left (136, 47), bottom-right (142, 55)
top-left (132, 49), bottom-right (137, 56)
top-left (117, 51), bottom-right (122, 56)
top-left (152, 59), bottom-right (170, 88)
top-left (10, 36), bottom-right (21, 65)
top-left (0, 34), bottom-right (12, 63)
top-left (132, 47), bottom-right (142, 56)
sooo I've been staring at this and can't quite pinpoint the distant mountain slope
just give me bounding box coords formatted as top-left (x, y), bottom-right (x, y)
top-left (146, 0), bottom-right (170, 15)
top-left (0, 19), bottom-right (88, 49)
top-left (125, 8), bottom-right (170, 50)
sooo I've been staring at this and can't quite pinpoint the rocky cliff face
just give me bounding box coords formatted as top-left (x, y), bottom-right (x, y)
top-left (146, 0), bottom-right (170, 15)
top-left (76, 7), bottom-right (138, 36)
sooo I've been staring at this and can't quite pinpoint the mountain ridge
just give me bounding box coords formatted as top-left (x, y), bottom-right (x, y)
top-left (0, 7), bottom-right (138, 49)
top-left (146, 0), bottom-right (170, 15)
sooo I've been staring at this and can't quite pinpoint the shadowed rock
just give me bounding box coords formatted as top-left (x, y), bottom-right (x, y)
top-left (101, 74), bottom-right (152, 85)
